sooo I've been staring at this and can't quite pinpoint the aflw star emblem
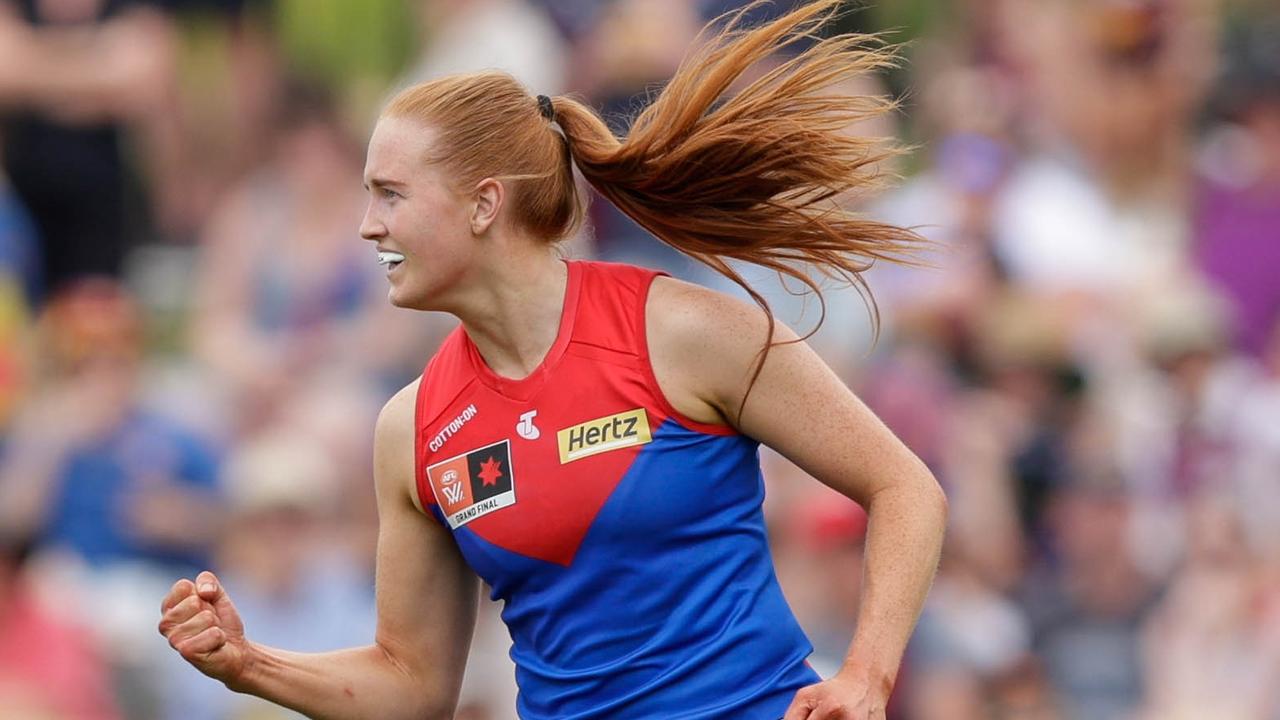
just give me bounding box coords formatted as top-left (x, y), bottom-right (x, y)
top-left (478, 456), bottom-right (504, 486)
top-left (426, 440), bottom-right (516, 529)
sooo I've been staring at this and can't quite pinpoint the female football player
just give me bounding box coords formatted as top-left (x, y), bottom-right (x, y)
top-left (159, 2), bottom-right (947, 718)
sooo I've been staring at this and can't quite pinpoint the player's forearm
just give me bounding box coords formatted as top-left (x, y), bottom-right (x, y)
top-left (839, 468), bottom-right (947, 694)
top-left (229, 642), bottom-right (454, 720)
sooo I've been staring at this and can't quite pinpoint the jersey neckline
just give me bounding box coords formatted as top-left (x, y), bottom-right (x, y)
top-left (461, 258), bottom-right (582, 402)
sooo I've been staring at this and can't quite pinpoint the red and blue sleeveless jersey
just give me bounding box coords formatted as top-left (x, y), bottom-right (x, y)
top-left (414, 260), bottom-right (820, 719)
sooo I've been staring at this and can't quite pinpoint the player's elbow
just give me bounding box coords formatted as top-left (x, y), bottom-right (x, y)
top-left (928, 473), bottom-right (948, 526)
top-left (375, 644), bottom-right (459, 720)
top-left (891, 462), bottom-right (948, 532)
top-left (915, 465), bottom-right (948, 524)
top-left (385, 694), bottom-right (454, 720)
top-left (385, 685), bottom-right (458, 720)
top-left (420, 703), bottom-right (458, 720)
top-left (415, 687), bottom-right (466, 720)
top-left (396, 690), bottom-right (455, 720)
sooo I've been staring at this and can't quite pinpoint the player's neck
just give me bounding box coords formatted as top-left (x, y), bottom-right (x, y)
top-left (456, 245), bottom-right (570, 381)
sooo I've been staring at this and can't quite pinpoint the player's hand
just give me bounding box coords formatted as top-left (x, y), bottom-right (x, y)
top-left (781, 670), bottom-right (889, 720)
top-left (158, 571), bottom-right (250, 687)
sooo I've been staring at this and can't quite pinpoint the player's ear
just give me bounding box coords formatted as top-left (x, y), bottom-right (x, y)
top-left (470, 178), bottom-right (504, 235)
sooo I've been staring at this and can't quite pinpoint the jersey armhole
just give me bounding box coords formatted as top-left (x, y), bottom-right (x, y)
top-left (412, 373), bottom-right (444, 522)
top-left (637, 273), bottom-right (739, 437)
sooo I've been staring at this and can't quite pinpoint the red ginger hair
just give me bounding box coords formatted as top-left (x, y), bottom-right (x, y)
top-left (385, 0), bottom-right (926, 412)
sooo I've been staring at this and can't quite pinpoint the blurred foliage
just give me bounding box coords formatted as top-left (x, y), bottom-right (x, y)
top-left (862, 0), bottom-right (950, 40)
top-left (268, 0), bottom-right (417, 93)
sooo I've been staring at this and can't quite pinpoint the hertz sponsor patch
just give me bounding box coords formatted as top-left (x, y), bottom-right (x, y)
top-left (427, 440), bottom-right (516, 529)
top-left (557, 408), bottom-right (652, 464)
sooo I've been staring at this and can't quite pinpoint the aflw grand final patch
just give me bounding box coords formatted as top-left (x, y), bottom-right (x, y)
top-left (427, 440), bottom-right (516, 529)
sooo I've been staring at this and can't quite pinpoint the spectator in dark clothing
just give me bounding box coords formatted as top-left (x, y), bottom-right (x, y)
top-left (0, 0), bottom-right (177, 297)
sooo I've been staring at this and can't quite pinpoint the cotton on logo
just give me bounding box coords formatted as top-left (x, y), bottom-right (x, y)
top-left (516, 410), bottom-right (540, 440)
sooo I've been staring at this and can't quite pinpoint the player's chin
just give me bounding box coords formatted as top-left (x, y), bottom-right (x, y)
top-left (386, 287), bottom-right (418, 309)
top-left (386, 283), bottom-right (436, 312)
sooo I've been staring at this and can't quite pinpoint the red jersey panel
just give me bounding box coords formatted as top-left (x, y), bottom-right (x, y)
top-left (411, 260), bottom-right (817, 719)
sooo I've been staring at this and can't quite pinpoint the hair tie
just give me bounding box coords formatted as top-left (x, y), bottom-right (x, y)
top-left (536, 95), bottom-right (555, 121)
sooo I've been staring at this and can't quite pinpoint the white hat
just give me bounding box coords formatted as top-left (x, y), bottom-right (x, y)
top-left (223, 430), bottom-right (340, 515)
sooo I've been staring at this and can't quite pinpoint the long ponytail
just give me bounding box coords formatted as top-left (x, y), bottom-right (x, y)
top-left (552, 0), bottom-right (923, 409)
top-left (556, 2), bottom-right (918, 287)
top-left (385, 0), bottom-right (923, 414)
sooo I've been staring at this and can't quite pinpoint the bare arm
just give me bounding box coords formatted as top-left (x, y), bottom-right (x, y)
top-left (0, 5), bottom-right (174, 121)
top-left (159, 380), bottom-right (479, 720)
top-left (647, 277), bottom-right (947, 717)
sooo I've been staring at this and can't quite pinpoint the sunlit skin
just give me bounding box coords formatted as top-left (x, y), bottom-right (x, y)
top-left (359, 116), bottom-right (570, 380)
top-left (159, 66), bottom-right (945, 720)
top-left (359, 117), bottom-right (479, 312)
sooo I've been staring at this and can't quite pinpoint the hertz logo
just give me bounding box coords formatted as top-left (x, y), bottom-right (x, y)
top-left (557, 408), bottom-right (652, 464)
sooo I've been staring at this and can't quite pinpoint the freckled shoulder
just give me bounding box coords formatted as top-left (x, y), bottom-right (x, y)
top-left (644, 276), bottom-right (799, 427)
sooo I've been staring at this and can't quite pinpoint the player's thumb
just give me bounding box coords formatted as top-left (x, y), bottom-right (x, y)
top-left (194, 569), bottom-right (245, 636)
top-left (195, 570), bottom-right (226, 604)
top-left (781, 687), bottom-right (819, 720)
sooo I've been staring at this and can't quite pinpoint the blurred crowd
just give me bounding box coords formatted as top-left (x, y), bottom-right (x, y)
top-left (0, 0), bottom-right (1277, 718)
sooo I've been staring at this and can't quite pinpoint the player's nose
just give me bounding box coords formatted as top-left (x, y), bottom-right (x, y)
top-left (359, 204), bottom-right (386, 241)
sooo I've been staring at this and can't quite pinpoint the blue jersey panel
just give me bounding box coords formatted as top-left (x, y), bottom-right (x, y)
top-left (451, 419), bottom-right (819, 719)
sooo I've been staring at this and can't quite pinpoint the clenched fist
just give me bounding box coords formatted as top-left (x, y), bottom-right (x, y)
top-left (782, 671), bottom-right (891, 720)
top-left (158, 571), bottom-right (250, 687)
